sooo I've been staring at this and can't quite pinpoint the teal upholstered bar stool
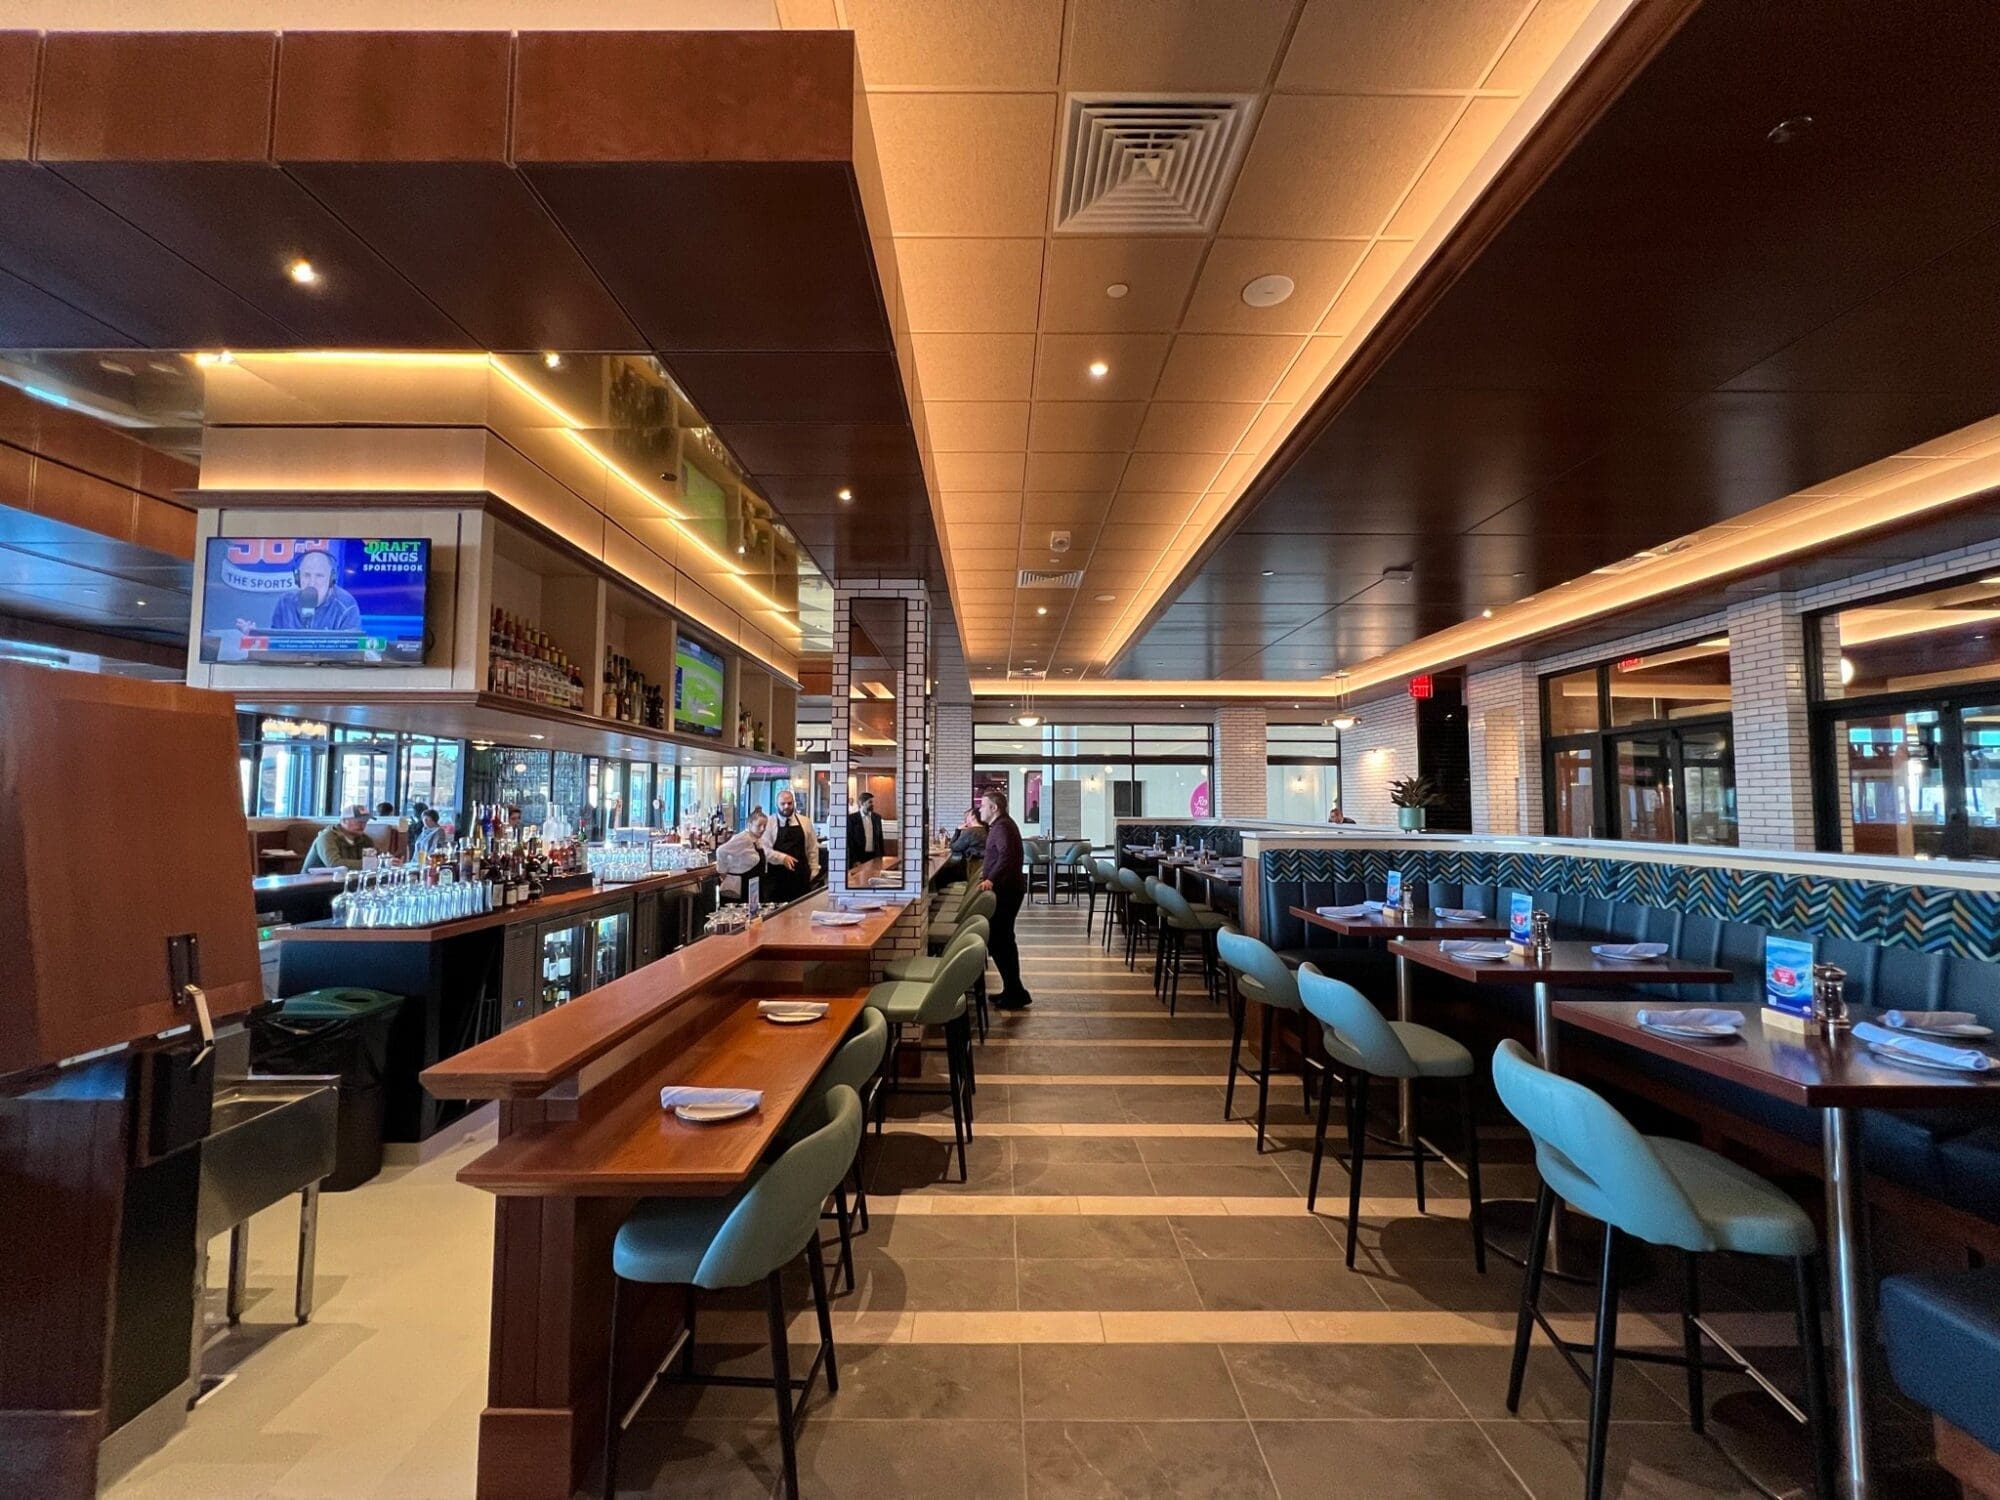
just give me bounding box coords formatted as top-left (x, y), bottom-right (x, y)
top-left (1114, 866), bottom-right (1157, 971)
top-left (1054, 839), bottom-right (1093, 904)
top-left (886, 916), bottom-right (991, 1039)
top-left (1490, 1039), bottom-right (1836, 1500)
top-left (1147, 876), bottom-right (1227, 1013)
top-left (603, 1086), bottom-right (862, 1500)
top-left (865, 939), bottom-right (986, 1179)
top-left (930, 887), bottom-right (994, 951)
top-left (1085, 856), bottom-right (1118, 941)
top-left (783, 1007), bottom-right (888, 1293)
top-left (1296, 963), bottom-right (1485, 1273)
top-left (1215, 925), bottom-right (1317, 1151)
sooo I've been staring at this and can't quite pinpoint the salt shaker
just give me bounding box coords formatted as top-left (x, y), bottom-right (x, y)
top-left (1812, 963), bottom-right (1851, 1035)
top-left (1530, 908), bottom-right (1554, 960)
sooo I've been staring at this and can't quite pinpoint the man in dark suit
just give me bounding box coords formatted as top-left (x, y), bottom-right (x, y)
top-left (980, 788), bottom-right (1031, 1010)
top-left (846, 792), bottom-right (886, 865)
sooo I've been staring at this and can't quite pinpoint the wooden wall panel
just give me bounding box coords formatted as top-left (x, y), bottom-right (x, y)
top-left (35, 33), bottom-right (276, 162)
top-left (274, 31), bottom-right (511, 162)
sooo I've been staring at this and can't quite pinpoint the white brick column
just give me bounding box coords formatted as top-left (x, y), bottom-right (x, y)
top-left (1466, 663), bottom-right (1543, 834)
top-left (1340, 695), bottom-right (1420, 826)
top-left (1214, 703), bottom-right (1267, 819)
top-left (1728, 593), bottom-right (1816, 850)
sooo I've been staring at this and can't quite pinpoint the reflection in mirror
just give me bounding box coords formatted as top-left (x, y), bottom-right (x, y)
top-left (846, 598), bottom-right (905, 887)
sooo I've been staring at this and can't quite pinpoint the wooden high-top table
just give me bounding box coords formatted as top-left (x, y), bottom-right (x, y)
top-left (420, 893), bottom-right (916, 1500)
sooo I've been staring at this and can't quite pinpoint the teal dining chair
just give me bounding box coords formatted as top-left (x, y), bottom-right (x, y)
top-left (864, 939), bottom-right (987, 1179)
top-left (1214, 926), bottom-right (1317, 1152)
top-left (603, 1085), bottom-right (863, 1500)
top-left (1147, 876), bottom-right (1227, 1014)
top-left (1296, 963), bottom-right (1485, 1273)
top-left (1490, 1039), bottom-right (1835, 1500)
top-left (783, 1007), bottom-right (888, 1293)
top-left (886, 916), bottom-right (992, 1039)
top-left (1113, 866), bottom-right (1157, 971)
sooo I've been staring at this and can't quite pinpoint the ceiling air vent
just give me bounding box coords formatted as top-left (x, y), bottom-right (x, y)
top-left (1018, 568), bottom-right (1086, 589)
top-left (1054, 94), bottom-right (1259, 235)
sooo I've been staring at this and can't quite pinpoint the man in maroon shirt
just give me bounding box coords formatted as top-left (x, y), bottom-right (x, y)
top-left (979, 789), bottom-right (1032, 1009)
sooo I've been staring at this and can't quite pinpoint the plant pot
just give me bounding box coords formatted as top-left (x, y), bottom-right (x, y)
top-left (1396, 807), bottom-right (1426, 832)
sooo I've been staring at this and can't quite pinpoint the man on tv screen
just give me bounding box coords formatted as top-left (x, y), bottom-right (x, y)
top-left (238, 547), bottom-right (361, 634)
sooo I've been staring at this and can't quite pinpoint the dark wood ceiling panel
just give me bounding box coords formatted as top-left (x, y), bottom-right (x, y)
top-left (661, 352), bottom-right (911, 424)
top-left (35, 33), bottom-right (275, 161)
top-left (721, 422), bottom-right (921, 478)
top-left (1129, 0), bottom-right (2000, 681)
top-left (274, 31), bottom-right (511, 162)
top-left (0, 263), bottom-right (134, 347)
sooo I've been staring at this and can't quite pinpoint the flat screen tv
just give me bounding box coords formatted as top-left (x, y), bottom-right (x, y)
top-left (673, 632), bottom-right (727, 737)
top-left (199, 536), bottom-right (430, 666)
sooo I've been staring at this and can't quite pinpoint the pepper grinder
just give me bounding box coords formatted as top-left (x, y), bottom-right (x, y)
top-left (1530, 908), bottom-right (1554, 961)
top-left (1812, 962), bottom-right (1851, 1035)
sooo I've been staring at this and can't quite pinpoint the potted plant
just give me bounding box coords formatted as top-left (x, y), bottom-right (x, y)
top-left (1388, 774), bottom-right (1442, 832)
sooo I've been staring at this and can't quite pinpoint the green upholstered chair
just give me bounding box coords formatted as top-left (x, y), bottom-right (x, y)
top-left (1297, 963), bottom-right (1485, 1273)
top-left (1085, 856), bottom-right (1119, 941)
top-left (1490, 1039), bottom-right (1834, 1500)
top-left (931, 887), bottom-right (994, 949)
top-left (603, 1085), bottom-right (863, 1500)
top-left (1113, 866), bottom-right (1156, 971)
top-left (1214, 925), bottom-right (1318, 1152)
top-left (1147, 876), bottom-right (1227, 1014)
top-left (865, 939), bottom-right (987, 1180)
top-left (1054, 839), bottom-right (1093, 904)
top-left (887, 917), bottom-right (992, 1039)
top-left (783, 1007), bottom-right (889, 1293)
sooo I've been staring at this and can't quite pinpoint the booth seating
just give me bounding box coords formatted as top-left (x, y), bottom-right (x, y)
top-left (1880, 1267), bottom-right (2000, 1498)
top-left (1259, 873), bottom-right (2000, 1234)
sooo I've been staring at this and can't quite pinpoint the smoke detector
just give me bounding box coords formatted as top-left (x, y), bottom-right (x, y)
top-left (1049, 530), bottom-right (1073, 554)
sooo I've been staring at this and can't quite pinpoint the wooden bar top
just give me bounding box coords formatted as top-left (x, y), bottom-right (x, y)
top-left (421, 893), bottom-right (913, 1100)
top-left (273, 866), bottom-right (712, 945)
top-left (457, 992), bottom-right (868, 1196)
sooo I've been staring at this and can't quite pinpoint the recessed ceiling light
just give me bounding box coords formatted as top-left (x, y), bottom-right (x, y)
top-left (1094, 591), bottom-right (1116, 603)
top-left (542, 352), bottom-right (564, 369)
top-left (1241, 273), bottom-right (1295, 308)
top-left (528, 733), bottom-right (546, 741)
top-left (1036, 605), bottom-right (1048, 616)
top-left (1481, 607), bottom-right (1495, 619)
top-left (736, 543), bottom-right (747, 555)
top-left (837, 487), bottom-right (853, 502)
top-left (287, 258), bottom-right (319, 285)
top-left (1767, 115), bottom-right (1815, 145)
top-left (135, 599), bottom-right (146, 607)
top-left (1261, 569), bottom-right (1275, 577)
top-left (1105, 283), bottom-right (1130, 299)
top-left (1087, 360), bottom-right (1109, 379)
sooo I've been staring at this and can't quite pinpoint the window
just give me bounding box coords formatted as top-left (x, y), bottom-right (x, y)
top-left (1542, 638), bottom-right (1735, 846)
top-left (1812, 573), bottom-right (2000, 860)
top-left (1266, 721), bottom-right (1341, 823)
top-left (973, 720), bottom-right (1214, 847)
top-left (398, 735), bottom-right (462, 817)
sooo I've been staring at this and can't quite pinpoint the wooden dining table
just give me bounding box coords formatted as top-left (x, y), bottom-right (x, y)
top-left (1558, 1000), bottom-right (2000, 1500)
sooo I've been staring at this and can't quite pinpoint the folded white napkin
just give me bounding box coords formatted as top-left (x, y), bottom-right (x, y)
top-left (1593, 942), bottom-right (1668, 962)
top-left (1317, 901), bottom-right (1384, 920)
top-left (659, 1086), bottom-right (763, 1110)
top-left (1636, 1007), bottom-right (1745, 1031)
top-left (1440, 940), bottom-right (1511, 960)
top-left (1854, 1021), bottom-right (1994, 1071)
top-left (757, 1000), bottom-right (829, 1017)
top-left (1883, 1009), bottom-right (1982, 1031)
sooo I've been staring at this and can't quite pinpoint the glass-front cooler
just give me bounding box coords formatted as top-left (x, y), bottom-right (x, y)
top-left (589, 911), bottom-right (630, 990)
top-left (538, 920), bottom-right (583, 1012)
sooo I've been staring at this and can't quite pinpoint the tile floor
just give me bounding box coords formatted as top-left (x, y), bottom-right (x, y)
top-left (108, 900), bottom-right (1945, 1498)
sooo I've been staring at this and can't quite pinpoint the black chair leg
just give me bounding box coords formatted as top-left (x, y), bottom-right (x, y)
top-left (1224, 983), bottom-right (1246, 1121)
top-left (850, 1153), bottom-right (870, 1236)
top-left (601, 1276), bottom-right (624, 1500)
top-left (1506, 1183), bottom-right (1556, 1413)
top-left (1682, 1251), bottom-right (1704, 1433)
top-left (682, 1290), bottom-right (698, 1377)
top-left (1794, 1253), bottom-right (1838, 1500)
top-left (1306, 1063), bottom-right (1336, 1211)
top-left (945, 1023), bottom-right (969, 1183)
top-left (766, 1271), bottom-right (800, 1500)
top-left (1254, 1005), bottom-right (1274, 1153)
top-left (807, 1243), bottom-right (839, 1395)
top-left (1584, 1226), bottom-right (1623, 1500)
top-left (1344, 1071), bottom-right (1370, 1268)
top-left (832, 1184), bottom-right (856, 1295)
top-left (1296, 1012), bottom-right (1314, 1113)
top-left (1410, 1082), bottom-right (1426, 1214)
top-left (1460, 1077), bottom-right (1486, 1274)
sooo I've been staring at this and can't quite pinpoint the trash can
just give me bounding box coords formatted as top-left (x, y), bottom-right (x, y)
top-left (250, 988), bottom-right (405, 1191)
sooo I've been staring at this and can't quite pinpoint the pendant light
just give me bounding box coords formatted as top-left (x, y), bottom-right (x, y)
top-left (1014, 668), bottom-right (1043, 729)
top-left (1327, 670), bottom-right (1357, 732)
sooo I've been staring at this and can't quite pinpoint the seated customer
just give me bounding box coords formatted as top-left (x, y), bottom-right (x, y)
top-left (930, 807), bottom-right (989, 892)
top-left (303, 805), bottom-right (377, 871)
top-left (411, 808), bottom-right (446, 858)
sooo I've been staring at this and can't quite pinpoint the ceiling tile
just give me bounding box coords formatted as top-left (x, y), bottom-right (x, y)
top-left (950, 521), bottom-right (1025, 550)
top-left (1272, 335), bottom-right (1345, 401)
top-left (1108, 491), bottom-right (1201, 526)
top-left (1180, 238), bottom-right (1371, 334)
top-left (910, 333), bottom-right (1037, 399)
top-left (1223, 94), bottom-right (1461, 239)
top-left (1483, 0), bottom-right (1593, 92)
top-left (1282, 0), bottom-right (1529, 91)
top-left (1033, 332), bottom-right (1173, 401)
top-left (845, 0), bottom-right (1063, 88)
top-left (896, 237), bottom-right (1045, 332)
top-left (1237, 401), bottom-right (1296, 453)
top-left (1385, 97), bottom-right (1520, 237)
top-left (935, 450), bottom-right (1028, 489)
top-left (1135, 401), bottom-right (1261, 453)
top-left (1318, 240), bottom-right (1413, 335)
top-left (1153, 333), bottom-right (1303, 401)
top-left (928, 400), bottom-right (1032, 452)
top-left (1023, 491), bottom-right (1116, 522)
top-left (940, 489), bottom-right (1023, 524)
top-left (1121, 449), bottom-right (1225, 492)
top-left (1062, 0), bottom-right (1298, 91)
top-left (1209, 454), bottom-right (1257, 493)
top-left (1029, 400), bottom-right (1148, 451)
top-left (1088, 520), bottom-right (1182, 552)
top-left (1024, 450), bottom-right (1130, 490)
top-left (1040, 238), bottom-right (1208, 332)
top-left (867, 93), bottom-right (1057, 236)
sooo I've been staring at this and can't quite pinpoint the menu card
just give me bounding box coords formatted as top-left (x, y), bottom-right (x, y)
top-left (1508, 891), bottom-right (1534, 949)
top-left (1384, 869), bottom-right (1403, 908)
top-left (1763, 935), bottom-right (1815, 1033)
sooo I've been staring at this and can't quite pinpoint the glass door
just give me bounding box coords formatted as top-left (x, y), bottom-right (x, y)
top-left (1678, 728), bottom-right (1738, 846)
top-left (1612, 734), bottom-right (1677, 844)
top-left (539, 921), bottom-right (582, 1011)
top-left (1959, 707), bottom-right (2000, 860)
top-left (589, 911), bottom-right (630, 990)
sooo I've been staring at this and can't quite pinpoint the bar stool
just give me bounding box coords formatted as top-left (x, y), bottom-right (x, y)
top-left (930, 888), bottom-right (993, 952)
top-left (885, 917), bottom-right (991, 1040)
top-left (603, 1086), bottom-right (862, 1500)
top-left (1094, 858), bottom-right (1126, 953)
top-left (1114, 866), bottom-right (1156, 971)
top-left (783, 1007), bottom-right (888, 1294)
top-left (1490, 1039), bottom-right (1836, 1500)
top-left (865, 940), bottom-right (987, 1179)
top-left (1147, 877), bottom-right (1226, 1014)
top-left (1296, 963), bottom-right (1485, 1274)
top-left (1215, 925), bottom-right (1318, 1152)
top-left (1084, 856), bottom-right (1116, 939)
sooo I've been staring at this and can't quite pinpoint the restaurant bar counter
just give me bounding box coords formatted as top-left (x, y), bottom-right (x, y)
top-left (420, 889), bottom-right (919, 1500)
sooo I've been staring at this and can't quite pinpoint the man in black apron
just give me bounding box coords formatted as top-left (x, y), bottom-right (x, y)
top-left (760, 788), bottom-right (817, 904)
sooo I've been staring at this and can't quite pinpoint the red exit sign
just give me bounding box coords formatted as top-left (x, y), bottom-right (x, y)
top-left (1407, 674), bottom-right (1434, 700)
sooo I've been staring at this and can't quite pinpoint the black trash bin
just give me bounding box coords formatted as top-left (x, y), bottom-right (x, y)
top-left (251, 988), bottom-right (405, 1191)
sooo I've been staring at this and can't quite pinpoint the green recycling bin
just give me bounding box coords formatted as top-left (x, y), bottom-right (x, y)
top-left (250, 988), bottom-right (405, 1191)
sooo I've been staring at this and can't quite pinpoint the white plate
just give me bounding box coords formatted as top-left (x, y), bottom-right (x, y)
top-left (1438, 912), bottom-right (1488, 923)
top-left (763, 1009), bottom-right (825, 1025)
top-left (1592, 946), bottom-right (1667, 962)
top-left (1641, 1023), bottom-right (1741, 1042)
top-left (812, 913), bottom-right (865, 927)
top-left (674, 1100), bottom-right (759, 1123)
top-left (1865, 1043), bottom-right (1993, 1075)
top-left (1443, 947), bottom-right (1511, 963)
top-left (1888, 1021), bottom-right (1994, 1039)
